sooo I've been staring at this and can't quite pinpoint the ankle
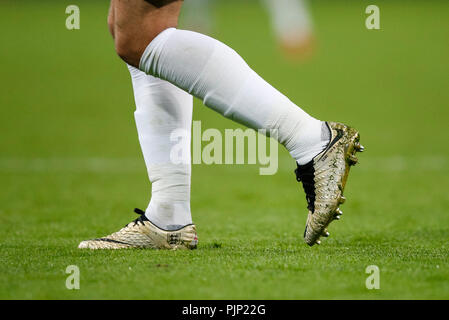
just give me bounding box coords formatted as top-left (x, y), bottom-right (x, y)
top-left (290, 121), bottom-right (330, 165)
top-left (145, 200), bottom-right (192, 230)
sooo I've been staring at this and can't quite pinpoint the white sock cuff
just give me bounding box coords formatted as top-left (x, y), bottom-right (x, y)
top-left (139, 27), bottom-right (177, 74)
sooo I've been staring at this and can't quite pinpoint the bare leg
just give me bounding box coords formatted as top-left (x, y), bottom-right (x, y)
top-left (109, 0), bottom-right (183, 67)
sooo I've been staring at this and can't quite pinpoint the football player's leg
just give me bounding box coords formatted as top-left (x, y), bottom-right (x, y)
top-left (109, 0), bottom-right (193, 231)
top-left (128, 65), bottom-right (193, 231)
top-left (112, 0), bottom-right (362, 246)
top-left (113, 0), bottom-right (327, 165)
top-left (78, 1), bottom-right (197, 250)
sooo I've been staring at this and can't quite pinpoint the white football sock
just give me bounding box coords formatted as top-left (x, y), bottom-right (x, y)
top-left (139, 28), bottom-right (328, 165)
top-left (128, 65), bottom-right (193, 230)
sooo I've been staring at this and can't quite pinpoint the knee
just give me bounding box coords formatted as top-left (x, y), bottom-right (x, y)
top-left (114, 23), bottom-right (176, 67)
top-left (111, 0), bottom-right (183, 67)
top-left (114, 33), bottom-right (150, 67)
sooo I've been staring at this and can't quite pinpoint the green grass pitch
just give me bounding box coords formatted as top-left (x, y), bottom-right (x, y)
top-left (0, 0), bottom-right (448, 299)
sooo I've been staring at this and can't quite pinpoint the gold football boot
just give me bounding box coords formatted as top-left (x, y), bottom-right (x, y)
top-left (78, 209), bottom-right (198, 250)
top-left (295, 122), bottom-right (364, 246)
